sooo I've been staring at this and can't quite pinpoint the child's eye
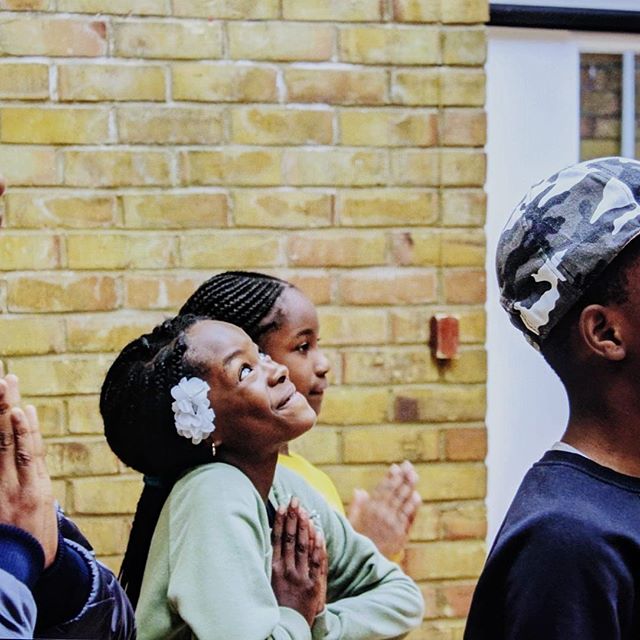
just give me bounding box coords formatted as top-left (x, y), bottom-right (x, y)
top-left (239, 364), bottom-right (252, 381)
top-left (295, 342), bottom-right (310, 353)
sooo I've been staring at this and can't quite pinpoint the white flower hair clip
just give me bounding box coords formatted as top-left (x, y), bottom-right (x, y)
top-left (170, 377), bottom-right (215, 445)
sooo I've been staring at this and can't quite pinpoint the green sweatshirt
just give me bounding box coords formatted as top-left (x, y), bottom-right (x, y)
top-left (136, 462), bottom-right (424, 640)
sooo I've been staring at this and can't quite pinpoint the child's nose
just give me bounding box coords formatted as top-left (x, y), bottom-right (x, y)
top-left (315, 350), bottom-right (330, 377)
top-left (265, 356), bottom-right (289, 385)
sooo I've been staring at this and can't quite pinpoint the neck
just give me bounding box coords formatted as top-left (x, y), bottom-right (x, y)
top-left (563, 388), bottom-right (640, 476)
top-left (216, 450), bottom-right (279, 501)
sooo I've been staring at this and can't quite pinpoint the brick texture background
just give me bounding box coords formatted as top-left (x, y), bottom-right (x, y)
top-left (0, 1), bottom-right (488, 636)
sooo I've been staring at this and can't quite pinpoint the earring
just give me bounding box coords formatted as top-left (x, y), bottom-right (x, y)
top-left (211, 441), bottom-right (217, 458)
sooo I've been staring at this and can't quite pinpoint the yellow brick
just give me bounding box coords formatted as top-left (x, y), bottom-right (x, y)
top-left (124, 274), bottom-right (203, 310)
top-left (318, 308), bottom-right (388, 345)
top-left (420, 461), bottom-right (485, 500)
top-left (393, 385), bottom-right (485, 422)
top-left (444, 427), bottom-right (487, 462)
top-left (71, 476), bottom-right (142, 514)
top-left (441, 229), bottom-right (485, 266)
top-left (284, 149), bottom-right (386, 186)
top-left (409, 504), bottom-right (440, 541)
top-left (343, 347), bottom-right (438, 384)
top-left (234, 190), bottom-right (332, 228)
top-left (231, 107), bottom-right (333, 145)
top-left (117, 106), bottom-right (223, 144)
top-left (0, 234), bottom-right (60, 270)
top-left (339, 25), bottom-right (440, 65)
top-left (283, 0), bottom-right (381, 20)
top-left (0, 63), bottom-right (48, 100)
top-left (289, 426), bottom-right (340, 464)
top-left (114, 20), bottom-right (222, 60)
top-left (321, 386), bottom-right (389, 425)
top-left (46, 438), bottom-right (120, 478)
top-left (441, 0), bottom-right (489, 23)
top-left (339, 188), bottom-right (437, 226)
top-left (172, 0), bottom-right (278, 18)
top-left (440, 150), bottom-right (486, 186)
top-left (344, 426), bottom-right (439, 463)
top-left (70, 516), bottom-right (132, 555)
top-left (64, 150), bottom-right (171, 187)
top-left (21, 397), bottom-right (66, 437)
top-left (582, 140), bottom-right (619, 159)
top-left (458, 308), bottom-right (485, 344)
top-left (391, 68), bottom-right (439, 106)
top-left (1, 107), bottom-right (109, 144)
top-left (67, 312), bottom-right (165, 353)
top-left (123, 192), bottom-right (228, 229)
top-left (0, 316), bottom-right (65, 356)
top-left (393, 0), bottom-right (440, 22)
top-left (181, 149), bottom-right (282, 186)
top-left (288, 232), bottom-right (385, 267)
top-left (441, 189), bottom-right (486, 227)
top-left (391, 149), bottom-right (439, 186)
top-left (285, 67), bottom-right (387, 105)
top-left (392, 230), bottom-right (440, 266)
top-left (340, 109), bottom-right (437, 147)
top-left (0, 0), bottom-right (51, 8)
top-left (180, 232), bottom-right (281, 268)
top-left (172, 62), bottom-right (278, 102)
top-left (58, 64), bottom-right (165, 102)
top-left (405, 540), bottom-right (485, 580)
top-left (0, 146), bottom-right (57, 186)
top-left (0, 18), bottom-right (107, 56)
top-left (340, 269), bottom-right (437, 304)
top-left (6, 192), bottom-right (117, 229)
top-left (68, 395), bottom-right (102, 434)
top-left (441, 67), bottom-right (485, 106)
top-left (440, 501), bottom-right (486, 538)
top-left (443, 348), bottom-right (486, 383)
top-left (442, 108), bottom-right (486, 147)
top-left (390, 308), bottom-right (430, 343)
top-left (8, 274), bottom-right (118, 312)
top-left (319, 464), bottom-right (389, 500)
top-left (58, 0), bottom-right (165, 13)
top-left (442, 27), bottom-right (486, 65)
top-left (443, 268), bottom-right (486, 303)
top-left (67, 233), bottom-right (178, 270)
top-left (285, 273), bottom-right (334, 306)
top-left (228, 22), bottom-right (334, 62)
top-left (8, 355), bottom-right (111, 395)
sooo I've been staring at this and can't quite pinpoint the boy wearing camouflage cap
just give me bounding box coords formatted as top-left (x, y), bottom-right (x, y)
top-left (465, 157), bottom-right (640, 639)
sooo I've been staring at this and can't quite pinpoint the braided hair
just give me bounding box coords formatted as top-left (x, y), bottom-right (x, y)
top-left (100, 314), bottom-right (213, 607)
top-left (179, 271), bottom-right (292, 343)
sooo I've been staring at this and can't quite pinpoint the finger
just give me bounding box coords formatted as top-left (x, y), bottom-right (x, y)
top-left (346, 488), bottom-right (367, 522)
top-left (283, 498), bottom-right (299, 575)
top-left (400, 460), bottom-right (419, 487)
top-left (309, 530), bottom-right (325, 581)
top-left (271, 505), bottom-right (286, 564)
top-left (0, 380), bottom-right (17, 483)
top-left (404, 491), bottom-right (421, 529)
top-left (4, 374), bottom-right (21, 407)
top-left (390, 479), bottom-right (414, 513)
top-left (295, 509), bottom-right (309, 574)
top-left (372, 465), bottom-right (403, 505)
top-left (12, 408), bottom-right (37, 486)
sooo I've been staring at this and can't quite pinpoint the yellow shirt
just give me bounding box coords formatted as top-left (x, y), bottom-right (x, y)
top-left (277, 452), bottom-right (345, 515)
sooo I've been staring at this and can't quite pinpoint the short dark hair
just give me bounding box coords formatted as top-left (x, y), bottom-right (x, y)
top-left (541, 238), bottom-right (640, 375)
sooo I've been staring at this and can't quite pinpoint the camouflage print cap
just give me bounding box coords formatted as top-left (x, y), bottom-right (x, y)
top-left (497, 156), bottom-right (640, 348)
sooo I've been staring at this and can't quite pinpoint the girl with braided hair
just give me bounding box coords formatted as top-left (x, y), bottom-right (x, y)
top-left (101, 315), bottom-right (424, 640)
top-left (180, 271), bottom-right (421, 561)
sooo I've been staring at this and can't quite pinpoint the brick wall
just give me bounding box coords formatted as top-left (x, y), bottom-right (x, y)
top-left (0, 1), bottom-right (488, 636)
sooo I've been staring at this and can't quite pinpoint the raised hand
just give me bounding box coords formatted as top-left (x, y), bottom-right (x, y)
top-left (271, 497), bottom-right (326, 626)
top-left (347, 460), bottom-right (421, 560)
top-left (0, 371), bottom-right (58, 567)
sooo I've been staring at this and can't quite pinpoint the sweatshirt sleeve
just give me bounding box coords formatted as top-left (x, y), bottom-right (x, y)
top-left (166, 466), bottom-right (312, 640)
top-left (274, 468), bottom-right (424, 640)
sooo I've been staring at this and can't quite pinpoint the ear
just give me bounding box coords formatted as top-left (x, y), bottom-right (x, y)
top-left (578, 304), bottom-right (626, 361)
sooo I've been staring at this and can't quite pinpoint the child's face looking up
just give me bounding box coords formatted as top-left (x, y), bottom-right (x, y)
top-left (258, 288), bottom-right (330, 416)
top-left (186, 320), bottom-right (316, 456)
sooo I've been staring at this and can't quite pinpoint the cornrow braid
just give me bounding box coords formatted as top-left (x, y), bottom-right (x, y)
top-left (179, 271), bottom-right (291, 342)
top-left (100, 314), bottom-right (213, 608)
